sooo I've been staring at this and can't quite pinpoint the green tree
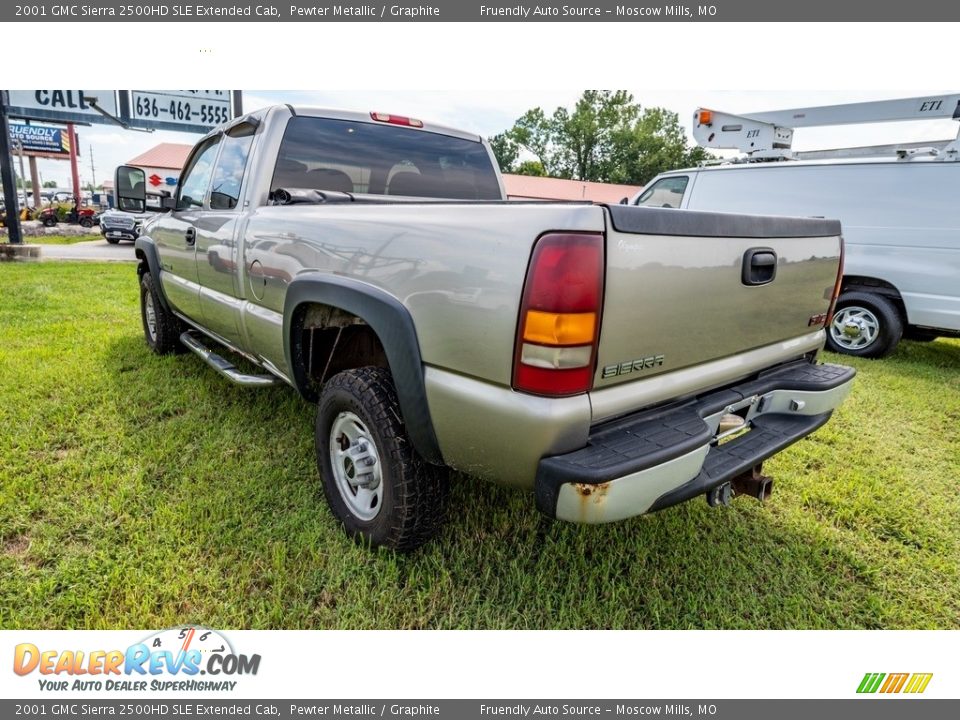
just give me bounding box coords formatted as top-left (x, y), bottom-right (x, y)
top-left (514, 160), bottom-right (547, 177)
top-left (42, 180), bottom-right (57, 188)
top-left (488, 132), bottom-right (519, 173)
top-left (497, 90), bottom-right (708, 185)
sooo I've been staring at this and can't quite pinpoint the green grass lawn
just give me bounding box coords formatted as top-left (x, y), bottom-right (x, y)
top-left (1, 262), bottom-right (958, 630)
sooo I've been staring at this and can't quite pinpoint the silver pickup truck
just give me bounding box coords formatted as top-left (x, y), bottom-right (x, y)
top-left (115, 105), bottom-right (855, 551)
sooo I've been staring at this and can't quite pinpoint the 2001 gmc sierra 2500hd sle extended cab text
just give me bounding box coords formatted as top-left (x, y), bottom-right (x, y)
top-left (115, 105), bottom-right (855, 551)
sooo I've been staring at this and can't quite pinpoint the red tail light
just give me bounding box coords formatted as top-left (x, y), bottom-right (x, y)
top-left (825, 236), bottom-right (845, 327)
top-left (513, 232), bottom-right (604, 396)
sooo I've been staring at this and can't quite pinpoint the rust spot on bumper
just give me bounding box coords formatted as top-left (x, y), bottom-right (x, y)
top-left (574, 481), bottom-right (611, 503)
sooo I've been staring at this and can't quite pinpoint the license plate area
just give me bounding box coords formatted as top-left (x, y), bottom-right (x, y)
top-left (709, 395), bottom-right (760, 445)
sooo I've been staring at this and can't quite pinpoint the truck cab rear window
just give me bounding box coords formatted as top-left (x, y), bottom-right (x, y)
top-left (270, 116), bottom-right (502, 200)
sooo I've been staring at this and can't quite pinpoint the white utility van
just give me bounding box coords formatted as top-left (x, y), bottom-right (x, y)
top-left (630, 96), bottom-right (960, 358)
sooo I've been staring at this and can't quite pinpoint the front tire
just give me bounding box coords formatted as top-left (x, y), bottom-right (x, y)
top-left (139, 271), bottom-right (185, 355)
top-left (826, 291), bottom-right (903, 358)
top-left (42, 216), bottom-right (57, 228)
top-left (316, 367), bottom-right (448, 552)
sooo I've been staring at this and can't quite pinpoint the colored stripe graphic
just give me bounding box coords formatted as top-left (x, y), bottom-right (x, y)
top-left (881, 673), bottom-right (909, 693)
top-left (904, 673), bottom-right (933, 694)
top-left (857, 673), bottom-right (885, 693)
top-left (857, 672), bottom-right (932, 694)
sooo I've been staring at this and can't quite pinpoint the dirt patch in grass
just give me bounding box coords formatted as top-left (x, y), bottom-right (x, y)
top-left (3, 533), bottom-right (30, 557)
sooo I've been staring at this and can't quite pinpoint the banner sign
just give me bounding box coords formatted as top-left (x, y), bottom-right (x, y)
top-left (0, 699), bottom-right (957, 719)
top-left (8, 121), bottom-right (70, 155)
top-left (1, 1), bottom-right (957, 22)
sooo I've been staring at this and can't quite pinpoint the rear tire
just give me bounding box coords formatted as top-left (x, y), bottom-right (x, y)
top-left (139, 271), bottom-right (185, 355)
top-left (79, 217), bottom-right (93, 228)
top-left (316, 367), bottom-right (448, 552)
top-left (42, 216), bottom-right (57, 228)
top-left (826, 291), bottom-right (903, 358)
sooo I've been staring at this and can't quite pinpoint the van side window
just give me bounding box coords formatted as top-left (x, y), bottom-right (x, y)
top-left (635, 176), bottom-right (689, 208)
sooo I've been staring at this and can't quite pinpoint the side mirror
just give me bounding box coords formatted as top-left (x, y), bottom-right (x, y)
top-left (115, 165), bottom-right (146, 213)
top-left (161, 197), bottom-right (177, 211)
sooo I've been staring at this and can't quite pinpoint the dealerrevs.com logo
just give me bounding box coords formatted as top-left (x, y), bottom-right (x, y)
top-left (13, 627), bottom-right (261, 692)
top-left (857, 672), bottom-right (933, 694)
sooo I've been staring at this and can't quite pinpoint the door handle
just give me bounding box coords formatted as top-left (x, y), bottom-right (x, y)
top-left (742, 247), bottom-right (777, 286)
top-left (185, 227), bottom-right (196, 246)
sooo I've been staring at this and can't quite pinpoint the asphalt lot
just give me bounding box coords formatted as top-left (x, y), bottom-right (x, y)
top-left (40, 238), bottom-right (137, 262)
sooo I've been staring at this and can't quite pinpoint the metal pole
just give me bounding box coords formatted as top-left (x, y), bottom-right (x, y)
top-left (68, 122), bottom-right (81, 207)
top-left (29, 155), bottom-right (40, 208)
top-left (232, 90), bottom-right (243, 117)
top-left (16, 140), bottom-right (28, 207)
top-left (0, 90), bottom-right (23, 245)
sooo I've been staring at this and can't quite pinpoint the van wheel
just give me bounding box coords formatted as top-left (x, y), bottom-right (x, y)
top-left (826, 291), bottom-right (903, 358)
top-left (316, 367), bottom-right (448, 552)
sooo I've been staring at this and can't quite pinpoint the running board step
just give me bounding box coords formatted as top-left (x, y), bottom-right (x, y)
top-left (180, 331), bottom-right (278, 387)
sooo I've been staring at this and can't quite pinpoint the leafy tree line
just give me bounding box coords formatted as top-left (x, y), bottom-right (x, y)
top-left (490, 90), bottom-right (709, 185)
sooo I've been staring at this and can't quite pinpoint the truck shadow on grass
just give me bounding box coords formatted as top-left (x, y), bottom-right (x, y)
top-left (79, 334), bottom-right (960, 630)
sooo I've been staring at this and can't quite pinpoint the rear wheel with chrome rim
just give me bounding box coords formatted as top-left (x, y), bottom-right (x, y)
top-left (825, 291), bottom-right (903, 358)
top-left (316, 366), bottom-right (448, 552)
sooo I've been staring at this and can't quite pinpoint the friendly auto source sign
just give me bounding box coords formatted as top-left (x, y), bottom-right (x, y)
top-left (8, 122), bottom-right (69, 155)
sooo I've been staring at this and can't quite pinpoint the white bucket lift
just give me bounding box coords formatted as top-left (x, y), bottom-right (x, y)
top-left (692, 94), bottom-right (960, 162)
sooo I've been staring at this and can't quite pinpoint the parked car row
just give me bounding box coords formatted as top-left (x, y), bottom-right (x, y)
top-left (0, 202), bottom-right (98, 229)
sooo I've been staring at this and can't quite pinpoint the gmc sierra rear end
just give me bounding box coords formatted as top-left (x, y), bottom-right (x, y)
top-left (115, 104), bottom-right (854, 550)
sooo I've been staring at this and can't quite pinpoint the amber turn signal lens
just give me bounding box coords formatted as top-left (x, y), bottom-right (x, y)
top-left (523, 310), bottom-right (597, 347)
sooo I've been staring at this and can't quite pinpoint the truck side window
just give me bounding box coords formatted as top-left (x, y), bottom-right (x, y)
top-left (210, 129), bottom-right (255, 210)
top-left (177, 139), bottom-right (220, 210)
top-left (635, 176), bottom-right (689, 208)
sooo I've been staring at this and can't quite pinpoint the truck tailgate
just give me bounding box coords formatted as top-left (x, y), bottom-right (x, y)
top-left (595, 205), bottom-right (841, 393)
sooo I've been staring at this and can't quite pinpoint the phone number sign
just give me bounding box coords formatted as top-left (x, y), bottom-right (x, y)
top-left (128, 90), bottom-right (234, 133)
